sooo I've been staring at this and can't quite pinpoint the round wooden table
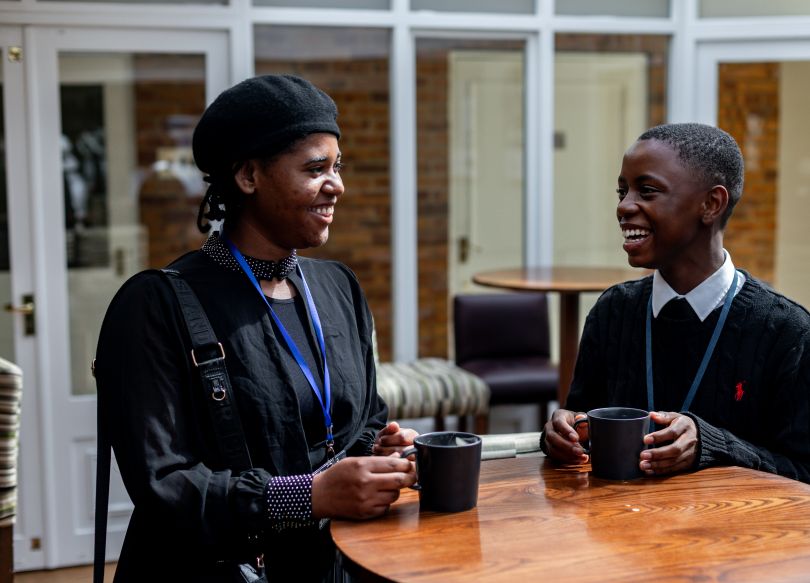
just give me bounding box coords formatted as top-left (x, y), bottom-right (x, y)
top-left (331, 456), bottom-right (810, 582)
top-left (473, 266), bottom-right (647, 405)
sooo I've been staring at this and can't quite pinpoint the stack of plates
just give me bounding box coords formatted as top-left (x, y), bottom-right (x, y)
top-left (0, 358), bottom-right (22, 527)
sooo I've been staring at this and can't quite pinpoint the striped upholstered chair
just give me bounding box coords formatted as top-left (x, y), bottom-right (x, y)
top-left (372, 328), bottom-right (490, 434)
top-left (0, 357), bottom-right (22, 579)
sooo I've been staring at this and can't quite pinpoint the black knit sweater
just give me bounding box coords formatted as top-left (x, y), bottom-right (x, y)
top-left (566, 272), bottom-right (810, 483)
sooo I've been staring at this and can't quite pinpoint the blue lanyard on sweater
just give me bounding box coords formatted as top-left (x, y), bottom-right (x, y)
top-left (223, 237), bottom-right (335, 457)
top-left (645, 270), bottom-right (739, 432)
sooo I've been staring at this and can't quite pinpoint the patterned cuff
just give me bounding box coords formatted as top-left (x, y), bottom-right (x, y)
top-left (265, 474), bottom-right (314, 530)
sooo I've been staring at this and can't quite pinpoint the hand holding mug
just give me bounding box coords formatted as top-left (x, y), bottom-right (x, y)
top-left (373, 421), bottom-right (419, 457)
top-left (543, 408), bottom-right (590, 464)
top-left (639, 411), bottom-right (698, 476)
top-left (311, 455), bottom-right (416, 520)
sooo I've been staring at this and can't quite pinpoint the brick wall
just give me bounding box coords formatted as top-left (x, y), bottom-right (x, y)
top-left (717, 63), bottom-right (778, 283)
top-left (284, 60), bottom-right (395, 361)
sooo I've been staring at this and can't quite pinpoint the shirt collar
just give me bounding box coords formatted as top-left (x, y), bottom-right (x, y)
top-left (652, 250), bottom-right (745, 321)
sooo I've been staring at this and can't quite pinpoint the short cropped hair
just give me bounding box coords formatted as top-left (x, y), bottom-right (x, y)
top-left (638, 123), bottom-right (744, 227)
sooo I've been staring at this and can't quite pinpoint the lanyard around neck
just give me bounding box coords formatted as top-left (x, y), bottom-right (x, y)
top-left (645, 269), bottom-right (739, 429)
top-left (223, 237), bottom-right (335, 457)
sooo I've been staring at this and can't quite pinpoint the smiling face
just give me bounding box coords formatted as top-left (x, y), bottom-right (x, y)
top-left (233, 132), bottom-right (343, 259)
top-left (617, 139), bottom-right (724, 289)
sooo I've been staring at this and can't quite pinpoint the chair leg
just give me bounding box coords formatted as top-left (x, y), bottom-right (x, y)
top-left (457, 414), bottom-right (468, 432)
top-left (433, 413), bottom-right (446, 432)
top-left (0, 525), bottom-right (12, 583)
top-left (474, 414), bottom-right (489, 435)
top-left (538, 401), bottom-right (548, 430)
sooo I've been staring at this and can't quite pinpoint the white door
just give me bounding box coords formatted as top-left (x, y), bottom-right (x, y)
top-left (695, 40), bottom-right (810, 309)
top-left (448, 50), bottom-right (525, 297)
top-left (553, 52), bottom-right (647, 268)
top-left (0, 26), bottom-right (47, 572)
top-left (22, 27), bottom-right (229, 569)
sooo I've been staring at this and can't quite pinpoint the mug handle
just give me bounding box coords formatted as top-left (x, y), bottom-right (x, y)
top-left (400, 447), bottom-right (421, 490)
top-left (572, 417), bottom-right (591, 455)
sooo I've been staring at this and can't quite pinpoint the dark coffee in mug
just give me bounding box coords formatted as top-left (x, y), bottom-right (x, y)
top-left (573, 407), bottom-right (649, 480)
top-left (401, 431), bottom-right (482, 512)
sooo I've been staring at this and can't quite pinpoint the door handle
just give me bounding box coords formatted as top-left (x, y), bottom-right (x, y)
top-left (5, 293), bottom-right (35, 335)
top-left (4, 302), bottom-right (33, 315)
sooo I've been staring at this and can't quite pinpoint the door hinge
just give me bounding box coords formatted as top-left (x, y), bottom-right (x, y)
top-left (7, 46), bottom-right (23, 63)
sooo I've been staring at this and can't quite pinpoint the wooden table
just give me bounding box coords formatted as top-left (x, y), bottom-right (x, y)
top-left (331, 456), bottom-right (810, 583)
top-left (473, 266), bottom-right (646, 405)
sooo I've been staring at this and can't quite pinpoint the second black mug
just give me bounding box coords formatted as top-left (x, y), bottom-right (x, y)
top-left (401, 431), bottom-right (482, 512)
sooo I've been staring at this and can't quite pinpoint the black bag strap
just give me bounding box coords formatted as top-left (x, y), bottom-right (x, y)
top-left (160, 268), bottom-right (253, 472)
top-left (94, 268), bottom-right (253, 583)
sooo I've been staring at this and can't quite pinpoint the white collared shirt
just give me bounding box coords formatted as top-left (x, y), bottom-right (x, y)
top-left (652, 250), bottom-right (746, 322)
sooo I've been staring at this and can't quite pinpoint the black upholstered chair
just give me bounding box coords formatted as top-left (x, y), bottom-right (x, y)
top-left (453, 293), bottom-right (559, 433)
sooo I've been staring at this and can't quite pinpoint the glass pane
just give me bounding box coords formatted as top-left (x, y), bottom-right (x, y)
top-left (0, 53), bottom-right (16, 364)
top-left (416, 39), bottom-right (525, 358)
top-left (717, 61), bottom-right (810, 309)
top-left (412, 0), bottom-right (534, 14)
top-left (61, 53), bottom-right (207, 395)
top-left (701, 0), bottom-right (810, 18)
top-left (254, 26), bottom-right (394, 360)
top-left (556, 0), bottom-right (669, 17)
top-left (553, 34), bottom-right (668, 268)
top-left (553, 35), bottom-right (668, 327)
top-left (254, 0), bottom-right (389, 7)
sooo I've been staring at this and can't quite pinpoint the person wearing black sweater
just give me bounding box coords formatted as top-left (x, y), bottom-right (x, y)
top-left (542, 123), bottom-right (810, 483)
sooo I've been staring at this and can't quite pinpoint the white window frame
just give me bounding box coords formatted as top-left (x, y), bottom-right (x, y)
top-left (4, 0), bottom-right (810, 361)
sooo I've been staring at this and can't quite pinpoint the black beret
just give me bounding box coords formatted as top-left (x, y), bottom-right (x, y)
top-left (192, 74), bottom-right (340, 175)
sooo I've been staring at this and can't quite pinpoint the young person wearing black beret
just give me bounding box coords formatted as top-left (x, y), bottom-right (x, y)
top-left (542, 123), bottom-right (810, 484)
top-left (95, 75), bottom-right (417, 582)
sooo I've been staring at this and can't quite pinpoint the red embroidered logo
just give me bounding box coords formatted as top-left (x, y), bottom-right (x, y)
top-left (734, 381), bottom-right (746, 402)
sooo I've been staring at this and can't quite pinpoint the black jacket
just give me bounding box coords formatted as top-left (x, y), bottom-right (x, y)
top-left (95, 250), bottom-right (387, 581)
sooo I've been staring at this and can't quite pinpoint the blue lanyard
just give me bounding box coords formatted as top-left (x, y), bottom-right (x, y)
top-left (223, 237), bottom-right (335, 457)
top-left (645, 270), bottom-right (739, 431)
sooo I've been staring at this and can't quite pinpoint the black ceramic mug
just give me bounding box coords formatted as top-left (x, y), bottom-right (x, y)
top-left (572, 407), bottom-right (649, 480)
top-left (401, 431), bottom-right (482, 512)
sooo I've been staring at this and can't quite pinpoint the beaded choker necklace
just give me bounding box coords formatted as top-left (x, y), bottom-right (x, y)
top-left (202, 233), bottom-right (298, 281)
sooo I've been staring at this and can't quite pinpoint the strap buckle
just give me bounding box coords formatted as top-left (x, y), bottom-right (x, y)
top-left (210, 377), bottom-right (227, 401)
top-left (191, 342), bottom-right (225, 367)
